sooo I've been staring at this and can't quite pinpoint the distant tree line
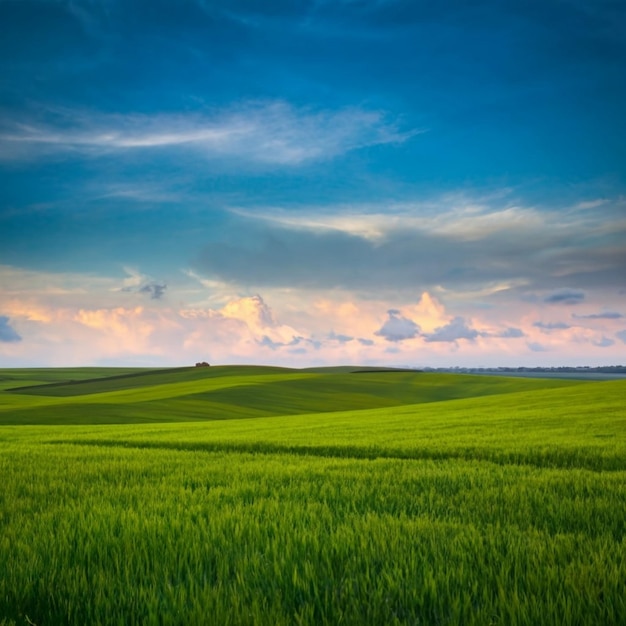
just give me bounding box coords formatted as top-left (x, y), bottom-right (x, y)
top-left (424, 365), bottom-right (626, 374)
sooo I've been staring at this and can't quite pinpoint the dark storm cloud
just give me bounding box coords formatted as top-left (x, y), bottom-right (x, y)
top-left (423, 317), bottom-right (478, 343)
top-left (0, 316), bottom-right (21, 342)
top-left (374, 310), bottom-right (420, 342)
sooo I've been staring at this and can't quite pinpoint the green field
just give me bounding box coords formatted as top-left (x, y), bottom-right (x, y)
top-left (1, 366), bottom-right (625, 625)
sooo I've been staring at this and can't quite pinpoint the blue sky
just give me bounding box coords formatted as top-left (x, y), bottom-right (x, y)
top-left (1, 0), bottom-right (625, 367)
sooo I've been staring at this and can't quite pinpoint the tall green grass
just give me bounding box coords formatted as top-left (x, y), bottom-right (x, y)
top-left (26, 378), bottom-right (624, 472)
top-left (1, 442), bottom-right (624, 625)
top-left (1, 368), bottom-right (624, 625)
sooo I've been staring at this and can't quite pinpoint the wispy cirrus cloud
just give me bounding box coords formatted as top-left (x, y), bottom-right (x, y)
top-left (0, 100), bottom-right (417, 165)
top-left (229, 201), bottom-right (558, 242)
top-left (229, 194), bottom-right (626, 243)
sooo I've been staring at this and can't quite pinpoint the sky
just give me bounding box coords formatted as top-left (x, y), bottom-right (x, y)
top-left (1, 0), bottom-right (625, 368)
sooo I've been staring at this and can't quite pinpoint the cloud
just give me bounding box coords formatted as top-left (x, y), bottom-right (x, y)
top-left (423, 317), bottom-right (478, 343)
top-left (543, 289), bottom-right (586, 305)
top-left (192, 198), bottom-right (626, 296)
top-left (527, 341), bottom-right (548, 352)
top-left (4, 276), bottom-right (626, 367)
top-left (3, 263), bottom-right (626, 368)
top-left (230, 196), bottom-right (626, 244)
top-left (617, 330), bottom-right (626, 344)
top-left (592, 336), bottom-right (615, 348)
top-left (375, 309), bottom-right (420, 342)
top-left (474, 326), bottom-right (524, 339)
top-left (119, 269), bottom-right (167, 300)
top-left (259, 335), bottom-right (288, 350)
top-left (229, 202), bottom-right (557, 243)
top-left (221, 294), bottom-right (278, 329)
top-left (573, 311), bottom-right (623, 320)
top-left (0, 316), bottom-right (21, 342)
top-left (259, 335), bottom-right (320, 351)
top-left (137, 282), bottom-right (167, 300)
top-left (533, 321), bottom-right (571, 330)
top-left (3, 292), bottom-right (313, 365)
top-left (496, 327), bottom-right (525, 338)
top-left (0, 101), bottom-right (415, 165)
top-left (196, 293), bottom-right (313, 352)
top-left (328, 331), bottom-right (353, 344)
top-left (406, 292), bottom-right (450, 333)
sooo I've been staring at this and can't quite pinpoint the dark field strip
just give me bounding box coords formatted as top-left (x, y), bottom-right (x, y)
top-left (6, 366), bottom-right (201, 394)
top-left (5, 364), bottom-right (295, 396)
top-left (6, 366), bottom-right (183, 390)
top-left (0, 367), bottom-right (149, 392)
top-left (53, 437), bottom-right (626, 472)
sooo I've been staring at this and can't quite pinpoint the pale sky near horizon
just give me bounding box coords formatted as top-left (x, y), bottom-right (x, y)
top-left (1, 0), bottom-right (625, 367)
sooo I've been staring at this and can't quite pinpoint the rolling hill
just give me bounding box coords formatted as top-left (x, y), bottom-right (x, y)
top-left (0, 365), bottom-right (586, 425)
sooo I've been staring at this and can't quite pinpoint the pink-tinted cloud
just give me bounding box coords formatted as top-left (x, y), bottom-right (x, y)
top-left (2, 265), bottom-right (626, 367)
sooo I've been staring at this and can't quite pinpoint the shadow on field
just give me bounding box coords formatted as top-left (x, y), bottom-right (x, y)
top-left (48, 438), bottom-right (625, 472)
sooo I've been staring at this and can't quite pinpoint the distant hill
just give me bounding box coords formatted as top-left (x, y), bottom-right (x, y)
top-left (0, 364), bottom-right (586, 425)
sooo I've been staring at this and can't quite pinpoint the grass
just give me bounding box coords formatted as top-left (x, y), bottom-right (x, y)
top-left (0, 366), bottom-right (624, 625)
top-left (0, 367), bottom-right (149, 391)
top-left (0, 365), bottom-right (583, 425)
